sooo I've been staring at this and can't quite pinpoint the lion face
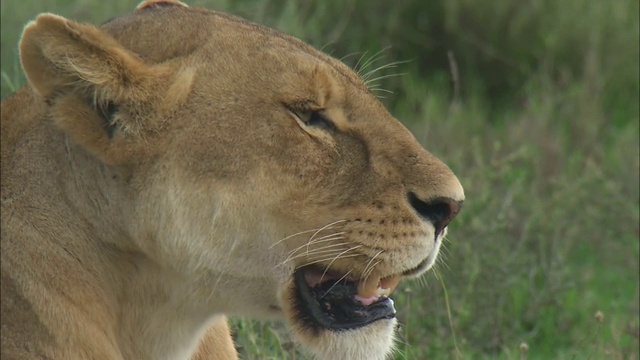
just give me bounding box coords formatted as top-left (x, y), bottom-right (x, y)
top-left (17, 1), bottom-right (463, 359)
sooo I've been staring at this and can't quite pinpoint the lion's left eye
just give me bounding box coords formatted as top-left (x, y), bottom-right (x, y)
top-left (292, 109), bottom-right (335, 131)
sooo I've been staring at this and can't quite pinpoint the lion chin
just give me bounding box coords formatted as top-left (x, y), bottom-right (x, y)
top-left (0, 0), bottom-right (464, 359)
top-left (292, 318), bottom-right (398, 360)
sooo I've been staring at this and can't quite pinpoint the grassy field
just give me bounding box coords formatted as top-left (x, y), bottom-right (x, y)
top-left (2, 1), bottom-right (638, 359)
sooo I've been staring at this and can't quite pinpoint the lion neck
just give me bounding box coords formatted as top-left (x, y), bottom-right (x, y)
top-left (5, 111), bottom-right (225, 358)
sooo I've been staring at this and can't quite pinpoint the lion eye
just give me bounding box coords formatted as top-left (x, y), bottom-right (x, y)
top-left (292, 109), bottom-right (335, 131)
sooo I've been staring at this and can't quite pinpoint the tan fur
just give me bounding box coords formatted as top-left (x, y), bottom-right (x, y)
top-left (191, 317), bottom-right (237, 360)
top-left (1, 1), bottom-right (464, 359)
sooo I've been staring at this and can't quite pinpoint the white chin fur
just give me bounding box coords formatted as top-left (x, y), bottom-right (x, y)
top-left (300, 319), bottom-right (397, 360)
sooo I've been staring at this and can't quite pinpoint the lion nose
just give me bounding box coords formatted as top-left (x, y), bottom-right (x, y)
top-left (407, 192), bottom-right (463, 236)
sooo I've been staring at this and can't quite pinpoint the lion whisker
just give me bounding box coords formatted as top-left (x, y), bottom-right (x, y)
top-left (269, 220), bottom-right (346, 249)
top-left (278, 242), bottom-right (349, 268)
top-left (339, 50), bottom-right (365, 63)
top-left (307, 219), bottom-right (347, 242)
top-left (305, 220), bottom-right (348, 255)
top-left (359, 250), bottom-right (384, 287)
top-left (319, 269), bottom-right (354, 299)
top-left (269, 228), bottom-right (322, 249)
top-left (359, 261), bottom-right (382, 293)
top-left (281, 241), bottom-right (349, 264)
top-left (285, 235), bottom-right (347, 260)
top-left (310, 231), bottom-right (348, 242)
top-left (368, 87), bottom-right (394, 94)
top-left (319, 245), bottom-right (363, 282)
top-left (279, 250), bottom-right (346, 268)
top-left (294, 253), bottom-right (362, 270)
top-left (361, 259), bottom-right (383, 291)
top-left (356, 46), bottom-right (391, 76)
top-left (353, 50), bottom-right (370, 76)
top-left (286, 236), bottom-right (347, 256)
top-left (304, 232), bottom-right (348, 257)
top-left (364, 72), bottom-right (407, 87)
top-left (362, 59), bottom-right (411, 81)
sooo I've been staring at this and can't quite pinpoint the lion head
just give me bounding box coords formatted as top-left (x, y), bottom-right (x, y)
top-left (2, 0), bottom-right (464, 359)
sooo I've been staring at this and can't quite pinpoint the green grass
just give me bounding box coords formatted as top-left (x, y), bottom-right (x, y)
top-left (2, 1), bottom-right (638, 359)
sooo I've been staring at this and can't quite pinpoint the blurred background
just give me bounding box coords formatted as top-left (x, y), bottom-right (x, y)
top-left (2, 1), bottom-right (638, 359)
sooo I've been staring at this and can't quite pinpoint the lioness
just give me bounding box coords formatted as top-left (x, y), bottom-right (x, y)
top-left (0, 0), bottom-right (464, 359)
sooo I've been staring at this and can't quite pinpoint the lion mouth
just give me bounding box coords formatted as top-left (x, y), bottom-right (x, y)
top-left (292, 266), bottom-right (400, 331)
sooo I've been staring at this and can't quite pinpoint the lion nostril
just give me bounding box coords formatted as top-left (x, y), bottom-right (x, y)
top-left (407, 192), bottom-right (463, 236)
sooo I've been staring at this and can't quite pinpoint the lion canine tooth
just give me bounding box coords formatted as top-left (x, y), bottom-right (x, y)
top-left (379, 275), bottom-right (401, 295)
top-left (357, 275), bottom-right (402, 298)
top-left (357, 276), bottom-right (381, 298)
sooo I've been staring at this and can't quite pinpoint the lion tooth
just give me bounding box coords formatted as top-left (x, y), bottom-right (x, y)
top-left (357, 276), bottom-right (381, 298)
top-left (379, 275), bottom-right (401, 295)
top-left (376, 287), bottom-right (389, 297)
top-left (356, 275), bottom-right (402, 298)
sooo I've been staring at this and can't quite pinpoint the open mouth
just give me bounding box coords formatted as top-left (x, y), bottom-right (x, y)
top-left (292, 266), bottom-right (401, 331)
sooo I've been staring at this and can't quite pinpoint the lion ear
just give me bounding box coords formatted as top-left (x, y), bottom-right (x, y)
top-left (18, 13), bottom-right (194, 165)
top-left (19, 13), bottom-right (170, 103)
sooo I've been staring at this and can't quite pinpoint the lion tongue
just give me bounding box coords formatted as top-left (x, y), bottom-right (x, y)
top-left (355, 275), bottom-right (401, 306)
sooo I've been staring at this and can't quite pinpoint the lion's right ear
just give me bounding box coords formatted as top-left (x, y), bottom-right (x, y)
top-left (19, 14), bottom-right (193, 165)
top-left (19, 13), bottom-right (170, 103)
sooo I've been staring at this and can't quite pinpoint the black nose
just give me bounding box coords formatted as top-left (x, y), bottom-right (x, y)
top-left (407, 192), bottom-right (463, 236)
